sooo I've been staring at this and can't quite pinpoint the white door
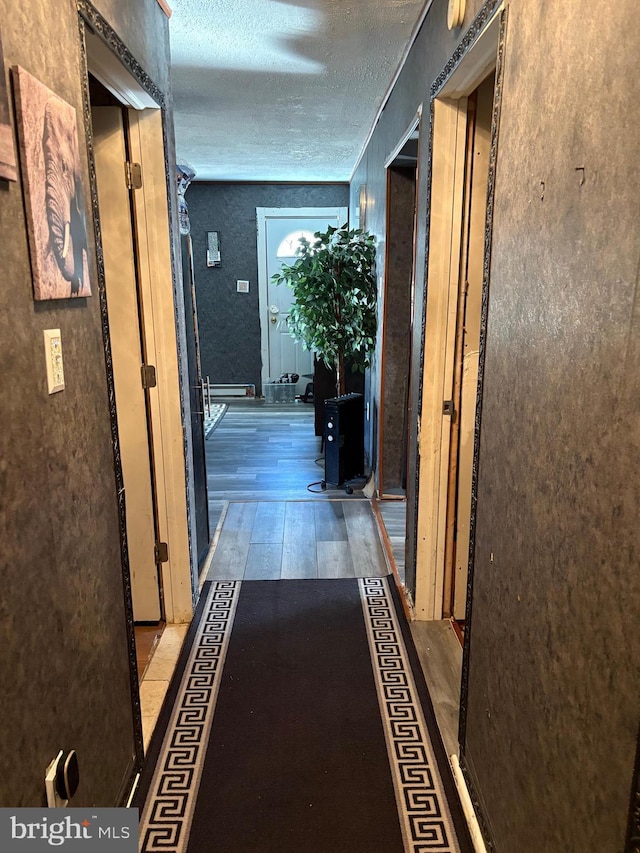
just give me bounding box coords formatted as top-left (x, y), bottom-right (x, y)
top-left (257, 207), bottom-right (348, 395)
top-left (92, 106), bottom-right (161, 621)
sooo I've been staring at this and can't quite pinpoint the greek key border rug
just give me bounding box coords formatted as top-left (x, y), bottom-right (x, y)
top-left (203, 402), bottom-right (227, 438)
top-left (135, 578), bottom-right (472, 853)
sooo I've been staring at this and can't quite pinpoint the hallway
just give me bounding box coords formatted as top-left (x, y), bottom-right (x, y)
top-left (135, 399), bottom-right (471, 852)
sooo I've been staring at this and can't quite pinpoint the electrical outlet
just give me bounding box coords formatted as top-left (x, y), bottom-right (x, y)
top-left (236, 280), bottom-right (249, 293)
top-left (43, 329), bottom-right (65, 394)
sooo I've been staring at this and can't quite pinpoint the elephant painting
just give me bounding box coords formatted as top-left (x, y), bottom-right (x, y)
top-left (12, 65), bottom-right (91, 300)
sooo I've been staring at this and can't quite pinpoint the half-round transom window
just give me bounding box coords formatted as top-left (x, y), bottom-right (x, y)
top-left (276, 230), bottom-right (316, 258)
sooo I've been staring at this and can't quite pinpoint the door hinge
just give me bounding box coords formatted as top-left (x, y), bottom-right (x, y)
top-left (155, 541), bottom-right (169, 564)
top-left (443, 399), bottom-right (456, 418)
top-left (125, 161), bottom-right (142, 190)
top-left (141, 364), bottom-right (157, 389)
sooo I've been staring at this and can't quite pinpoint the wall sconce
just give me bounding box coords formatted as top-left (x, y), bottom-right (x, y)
top-left (207, 231), bottom-right (221, 267)
top-left (359, 185), bottom-right (367, 231)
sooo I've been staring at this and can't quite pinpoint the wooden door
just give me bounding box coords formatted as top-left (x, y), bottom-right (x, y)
top-left (181, 234), bottom-right (210, 565)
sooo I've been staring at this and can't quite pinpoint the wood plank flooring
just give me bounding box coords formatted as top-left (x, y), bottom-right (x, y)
top-left (135, 623), bottom-right (165, 678)
top-left (207, 499), bottom-right (388, 581)
top-left (206, 401), bottom-right (366, 504)
top-left (410, 620), bottom-right (463, 758)
top-left (205, 401), bottom-right (399, 582)
top-left (377, 499), bottom-right (407, 582)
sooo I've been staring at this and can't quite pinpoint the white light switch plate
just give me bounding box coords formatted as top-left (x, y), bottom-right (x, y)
top-left (44, 329), bottom-right (65, 394)
top-left (236, 280), bottom-right (249, 293)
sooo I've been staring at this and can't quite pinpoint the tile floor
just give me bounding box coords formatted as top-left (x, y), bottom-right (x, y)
top-left (139, 624), bottom-right (189, 750)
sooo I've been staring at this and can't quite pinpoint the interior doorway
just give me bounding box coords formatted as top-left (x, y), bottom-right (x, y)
top-left (379, 117), bottom-right (420, 499)
top-left (90, 90), bottom-right (163, 624)
top-left (414, 4), bottom-right (504, 622)
top-left (82, 21), bottom-right (198, 754)
top-left (443, 73), bottom-right (495, 624)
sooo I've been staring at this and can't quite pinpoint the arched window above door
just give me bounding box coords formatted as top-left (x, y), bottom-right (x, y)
top-left (276, 230), bottom-right (315, 258)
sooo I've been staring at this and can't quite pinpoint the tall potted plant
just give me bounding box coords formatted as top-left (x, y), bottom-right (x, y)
top-left (271, 224), bottom-right (377, 397)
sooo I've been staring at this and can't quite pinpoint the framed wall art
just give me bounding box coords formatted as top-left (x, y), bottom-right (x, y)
top-left (12, 65), bottom-right (91, 299)
top-left (0, 31), bottom-right (17, 181)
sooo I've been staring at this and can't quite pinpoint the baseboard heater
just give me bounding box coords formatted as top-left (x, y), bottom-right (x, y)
top-left (206, 383), bottom-right (255, 398)
top-left (324, 393), bottom-right (364, 488)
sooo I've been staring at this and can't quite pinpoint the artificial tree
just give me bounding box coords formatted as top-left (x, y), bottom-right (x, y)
top-left (271, 224), bottom-right (377, 398)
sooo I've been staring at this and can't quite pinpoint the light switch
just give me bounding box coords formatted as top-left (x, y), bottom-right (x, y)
top-left (236, 280), bottom-right (249, 293)
top-left (43, 329), bottom-right (65, 394)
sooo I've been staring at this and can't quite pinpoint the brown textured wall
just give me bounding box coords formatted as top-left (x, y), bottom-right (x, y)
top-left (463, 1), bottom-right (640, 850)
top-left (0, 0), bottom-right (170, 807)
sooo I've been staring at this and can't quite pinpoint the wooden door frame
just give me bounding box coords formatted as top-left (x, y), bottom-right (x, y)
top-left (91, 104), bottom-right (163, 623)
top-left (79, 0), bottom-right (196, 783)
top-left (413, 1), bottom-right (505, 621)
top-left (256, 207), bottom-right (348, 394)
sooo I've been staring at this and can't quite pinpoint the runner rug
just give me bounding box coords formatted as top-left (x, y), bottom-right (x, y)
top-left (204, 402), bottom-right (227, 438)
top-left (135, 578), bottom-right (472, 853)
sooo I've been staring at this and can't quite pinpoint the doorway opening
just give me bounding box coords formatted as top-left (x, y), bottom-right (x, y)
top-left (404, 0), bottom-right (506, 769)
top-left (379, 117), bottom-right (420, 502)
top-left (443, 72), bottom-right (495, 631)
top-left (414, 4), bottom-right (505, 626)
top-left (81, 16), bottom-right (197, 768)
top-left (90, 80), bottom-right (164, 628)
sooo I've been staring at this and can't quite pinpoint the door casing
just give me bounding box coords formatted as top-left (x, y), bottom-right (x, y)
top-left (413, 3), bottom-right (504, 620)
top-left (92, 105), bottom-right (161, 622)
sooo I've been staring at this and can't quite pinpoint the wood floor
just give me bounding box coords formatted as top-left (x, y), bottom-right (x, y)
top-left (207, 499), bottom-right (388, 581)
top-left (376, 498), bottom-right (407, 582)
top-left (205, 400), bottom-right (404, 582)
top-left (135, 623), bottom-right (165, 678)
top-left (206, 401), bottom-right (364, 497)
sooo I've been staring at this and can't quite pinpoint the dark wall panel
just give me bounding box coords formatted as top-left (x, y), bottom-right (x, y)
top-left (0, 0), bottom-right (170, 807)
top-left (380, 166), bottom-right (415, 493)
top-left (186, 182), bottom-right (349, 394)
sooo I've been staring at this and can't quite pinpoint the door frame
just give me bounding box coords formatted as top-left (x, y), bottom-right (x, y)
top-left (256, 207), bottom-right (348, 394)
top-left (413, 0), bottom-right (506, 621)
top-left (78, 1), bottom-right (196, 779)
top-left (378, 113), bottom-right (421, 498)
top-left (91, 104), bottom-right (163, 623)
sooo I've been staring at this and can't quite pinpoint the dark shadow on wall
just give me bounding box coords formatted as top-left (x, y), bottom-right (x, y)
top-left (186, 182), bottom-right (349, 395)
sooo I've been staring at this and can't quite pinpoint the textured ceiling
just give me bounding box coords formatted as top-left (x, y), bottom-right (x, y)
top-left (169, 0), bottom-right (427, 182)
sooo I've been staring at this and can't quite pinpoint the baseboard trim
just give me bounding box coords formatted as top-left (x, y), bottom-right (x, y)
top-left (116, 752), bottom-right (140, 807)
